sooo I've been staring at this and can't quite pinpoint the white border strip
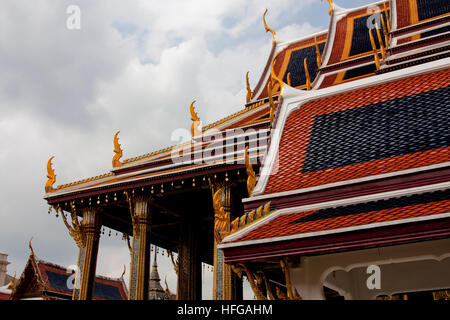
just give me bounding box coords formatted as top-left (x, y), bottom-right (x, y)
top-left (244, 162), bottom-right (450, 203)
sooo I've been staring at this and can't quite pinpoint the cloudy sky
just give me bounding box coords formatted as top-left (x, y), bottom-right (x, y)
top-left (0, 0), bottom-right (368, 299)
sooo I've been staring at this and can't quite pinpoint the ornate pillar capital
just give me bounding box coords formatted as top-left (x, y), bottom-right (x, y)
top-left (127, 195), bottom-right (152, 300)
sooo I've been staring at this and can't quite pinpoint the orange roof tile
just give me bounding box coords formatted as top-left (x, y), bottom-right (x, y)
top-left (264, 68), bottom-right (450, 195)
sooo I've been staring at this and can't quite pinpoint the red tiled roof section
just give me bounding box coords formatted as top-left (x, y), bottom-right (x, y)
top-left (264, 69), bottom-right (450, 194)
top-left (229, 197), bottom-right (450, 243)
top-left (395, 0), bottom-right (413, 29)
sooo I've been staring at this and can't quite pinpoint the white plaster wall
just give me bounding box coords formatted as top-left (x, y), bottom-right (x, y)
top-left (289, 238), bottom-right (450, 300)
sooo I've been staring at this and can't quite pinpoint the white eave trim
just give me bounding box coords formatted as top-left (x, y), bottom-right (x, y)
top-left (222, 181), bottom-right (450, 244)
top-left (218, 211), bottom-right (450, 249)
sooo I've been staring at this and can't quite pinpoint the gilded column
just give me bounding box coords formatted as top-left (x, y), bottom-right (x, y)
top-left (212, 182), bottom-right (234, 300)
top-left (128, 196), bottom-right (152, 300)
top-left (77, 207), bottom-right (102, 300)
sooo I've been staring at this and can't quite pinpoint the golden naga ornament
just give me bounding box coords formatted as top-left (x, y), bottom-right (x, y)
top-left (112, 131), bottom-right (123, 168)
top-left (213, 189), bottom-right (230, 243)
top-left (190, 100), bottom-right (201, 137)
top-left (245, 146), bottom-right (256, 196)
top-left (270, 52), bottom-right (284, 94)
top-left (59, 204), bottom-right (86, 248)
top-left (245, 72), bottom-right (253, 104)
top-left (45, 156), bottom-right (56, 193)
top-left (263, 9), bottom-right (276, 43)
top-left (268, 82), bottom-right (276, 126)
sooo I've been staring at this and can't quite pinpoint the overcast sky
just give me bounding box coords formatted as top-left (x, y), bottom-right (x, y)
top-left (0, 0), bottom-right (368, 299)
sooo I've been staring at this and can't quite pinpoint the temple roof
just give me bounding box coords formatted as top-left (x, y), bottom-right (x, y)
top-left (218, 0), bottom-right (450, 257)
top-left (261, 68), bottom-right (449, 195)
top-left (11, 250), bottom-right (128, 300)
top-left (220, 188), bottom-right (450, 247)
top-left (45, 100), bottom-right (271, 199)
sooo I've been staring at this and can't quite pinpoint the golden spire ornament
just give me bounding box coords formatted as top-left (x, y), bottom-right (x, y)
top-left (246, 72), bottom-right (253, 103)
top-left (190, 100), bottom-right (201, 137)
top-left (263, 9), bottom-right (276, 43)
top-left (112, 131), bottom-right (123, 168)
top-left (45, 156), bottom-right (56, 193)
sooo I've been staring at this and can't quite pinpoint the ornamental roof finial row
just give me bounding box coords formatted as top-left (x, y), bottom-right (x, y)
top-left (229, 201), bottom-right (273, 235)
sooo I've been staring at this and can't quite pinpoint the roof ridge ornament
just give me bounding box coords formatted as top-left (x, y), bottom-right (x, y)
top-left (245, 72), bottom-right (253, 103)
top-left (112, 131), bottom-right (123, 168)
top-left (314, 36), bottom-right (323, 68)
top-left (270, 52), bottom-right (284, 95)
top-left (263, 9), bottom-right (276, 43)
top-left (190, 100), bottom-right (201, 137)
top-left (45, 156), bottom-right (56, 193)
top-left (29, 237), bottom-right (35, 257)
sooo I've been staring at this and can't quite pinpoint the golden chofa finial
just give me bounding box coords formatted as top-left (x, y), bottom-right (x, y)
top-left (45, 156), bottom-right (56, 193)
top-left (29, 237), bottom-right (35, 256)
top-left (245, 146), bottom-right (256, 196)
top-left (304, 58), bottom-right (312, 90)
top-left (245, 72), bottom-right (253, 104)
top-left (112, 131), bottom-right (123, 168)
top-left (321, 0), bottom-right (334, 16)
top-left (190, 100), bottom-right (201, 137)
top-left (263, 9), bottom-right (276, 43)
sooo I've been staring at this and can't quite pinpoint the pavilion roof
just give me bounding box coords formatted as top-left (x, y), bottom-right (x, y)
top-left (12, 250), bottom-right (128, 300)
top-left (261, 68), bottom-right (450, 196)
top-left (219, 188), bottom-right (450, 248)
